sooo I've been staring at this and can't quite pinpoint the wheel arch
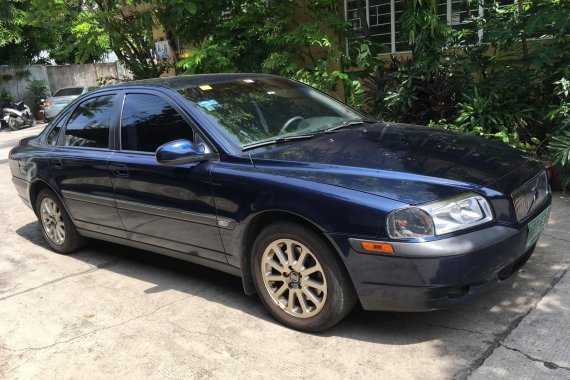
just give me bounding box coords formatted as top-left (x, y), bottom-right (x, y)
top-left (29, 179), bottom-right (67, 218)
top-left (239, 209), bottom-right (347, 295)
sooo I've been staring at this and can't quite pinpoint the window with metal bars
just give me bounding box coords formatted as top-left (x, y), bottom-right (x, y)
top-left (344, 0), bottom-right (522, 54)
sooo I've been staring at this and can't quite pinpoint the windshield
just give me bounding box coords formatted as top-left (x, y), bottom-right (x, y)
top-left (178, 77), bottom-right (364, 149)
top-left (52, 87), bottom-right (84, 97)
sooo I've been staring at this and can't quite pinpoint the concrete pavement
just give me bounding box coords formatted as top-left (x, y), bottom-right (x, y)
top-left (470, 262), bottom-right (570, 379)
top-left (0, 125), bottom-right (569, 379)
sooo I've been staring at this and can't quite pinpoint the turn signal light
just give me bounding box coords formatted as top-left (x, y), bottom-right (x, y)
top-left (360, 241), bottom-right (394, 254)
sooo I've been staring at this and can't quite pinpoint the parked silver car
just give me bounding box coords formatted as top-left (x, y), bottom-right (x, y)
top-left (42, 86), bottom-right (97, 121)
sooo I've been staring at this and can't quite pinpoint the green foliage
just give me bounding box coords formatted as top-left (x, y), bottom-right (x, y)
top-left (0, 0), bottom-right (26, 48)
top-left (177, 0), bottom-right (271, 74)
top-left (547, 78), bottom-right (570, 190)
top-left (364, 0), bottom-right (569, 165)
top-left (76, 0), bottom-right (170, 79)
top-left (0, 0), bottom-right (111, 65)
top-left (454, 86), bottom-right (537, 150)
top-left (549, 130), bottom-right (570, 166)
top-left (175, 0), bottom-right (372, 108)
top-left (27, 80), bottom-right (50, 108)
top-left (0, 88), bottom-right (14, 103)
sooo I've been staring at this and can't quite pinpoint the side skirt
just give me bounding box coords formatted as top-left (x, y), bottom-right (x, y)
top-left (77, 228), bottom-right (242, 278)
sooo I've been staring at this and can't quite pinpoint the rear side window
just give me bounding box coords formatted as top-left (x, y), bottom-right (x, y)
top-left (120, 93), bottom-right (194, 152)
top-left (63, 95), bottom-right (115, 148)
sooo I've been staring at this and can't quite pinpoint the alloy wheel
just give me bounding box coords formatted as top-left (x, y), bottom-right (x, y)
top-left (260, 238), bottom-right (328, 318)
top-left (40, 197), bottom-right (65, 245)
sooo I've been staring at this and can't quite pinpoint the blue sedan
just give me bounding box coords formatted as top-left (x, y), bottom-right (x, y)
top-left (9, 74), bottom-right (551, 331)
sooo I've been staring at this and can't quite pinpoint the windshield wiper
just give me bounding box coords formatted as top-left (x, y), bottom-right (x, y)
top-left (241, 119), bottom-right (378, 151)
top-left (242, 134), bottom-right (316, 151)
top-left (324, 118), bottom-right (377, 132)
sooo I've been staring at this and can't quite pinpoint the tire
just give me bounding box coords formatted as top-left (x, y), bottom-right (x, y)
top-left (35, 189), bottom-right (85, 254)
top-left (252, 221), bottom-right (356, 332)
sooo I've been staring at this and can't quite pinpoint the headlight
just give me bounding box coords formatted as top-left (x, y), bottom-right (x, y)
top-left (387, 193), bottom-right (494, 239)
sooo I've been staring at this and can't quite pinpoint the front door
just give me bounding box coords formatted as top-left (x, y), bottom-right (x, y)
top-left (50, 92), bottom-right (126, 238)
top-left (109, 91), bottom-right (226, 262)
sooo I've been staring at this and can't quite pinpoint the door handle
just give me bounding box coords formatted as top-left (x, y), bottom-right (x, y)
top-left (50, 158), bottom-right (62, 169)
top-left (110, 163), bottom-right (129, 177)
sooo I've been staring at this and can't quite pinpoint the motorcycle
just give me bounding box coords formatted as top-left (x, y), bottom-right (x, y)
top-left (1, 100), bottom-right (36, 131)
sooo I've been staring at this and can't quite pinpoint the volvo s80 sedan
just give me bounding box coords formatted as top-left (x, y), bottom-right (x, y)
top-left (9, 74), bottom-right (551, 331)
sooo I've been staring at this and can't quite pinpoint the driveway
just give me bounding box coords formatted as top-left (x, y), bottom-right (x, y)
top-left (1, 125), bottom-right (569, 379)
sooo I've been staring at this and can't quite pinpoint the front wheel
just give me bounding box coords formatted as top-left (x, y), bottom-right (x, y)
top-left (252, 222), bottom-right (356, 332)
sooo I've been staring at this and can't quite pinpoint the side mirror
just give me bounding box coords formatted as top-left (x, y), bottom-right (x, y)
top-left (156, 139), bottom-right (211, 166)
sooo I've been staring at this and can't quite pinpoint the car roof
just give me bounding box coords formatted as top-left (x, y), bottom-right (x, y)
top-left (104, 73), bottom-right (281, 91)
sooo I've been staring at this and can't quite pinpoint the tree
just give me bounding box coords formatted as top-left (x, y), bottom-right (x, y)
top-left (173, 0), bottom-right (373, 106)
top-left (77, 0), bottom-right (169, 78)
top-left (0, 0), bottom-right (110, 65)
top-left (0, 0), bottom-right (55, 64)
top-left (0, 0), bottom-right (25, 47)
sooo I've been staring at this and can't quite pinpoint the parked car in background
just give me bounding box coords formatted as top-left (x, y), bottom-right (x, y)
top-left (9, 74), bottom-right (551, 332)
top-left (42, 86), bottom-right (97, 122)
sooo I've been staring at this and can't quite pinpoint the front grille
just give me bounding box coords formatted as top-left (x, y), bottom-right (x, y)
top-left (511, 171), bottom-right (549, 222)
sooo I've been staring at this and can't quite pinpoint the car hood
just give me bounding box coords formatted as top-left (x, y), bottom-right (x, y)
top-left (249, 123), bottom-right (532, 204)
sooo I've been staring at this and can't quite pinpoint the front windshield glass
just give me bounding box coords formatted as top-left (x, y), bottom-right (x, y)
top-left (178, 77), bottom-right (363, 148)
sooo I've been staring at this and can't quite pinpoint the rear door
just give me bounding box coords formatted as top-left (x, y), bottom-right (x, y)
top-left (109, 90), bottom-right (226, 262)
top-left (50, 92), bottom-right (126, 238)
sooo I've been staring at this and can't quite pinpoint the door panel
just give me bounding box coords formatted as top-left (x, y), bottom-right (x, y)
top-left (110, 153), bottom-right (225, 261)
top-left (51, 148), bottom-right (126, 238)
top-left (110, 92), bottom-right (225, 262)
top-left (50, 93), bottom-right (125, 238)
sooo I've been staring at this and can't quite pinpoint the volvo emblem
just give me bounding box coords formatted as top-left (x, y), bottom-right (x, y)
top-left (289, 271), bottom-right (300, 284)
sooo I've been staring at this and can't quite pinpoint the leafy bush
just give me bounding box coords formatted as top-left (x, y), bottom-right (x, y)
top-left (547, 78), bottom-right (570, 190)
top-left (365, 0), bottom-right (570, 170)
top-left (0, 88), bottom-right (14, 103)
top-left (27, 80), bottom-right (50, 108)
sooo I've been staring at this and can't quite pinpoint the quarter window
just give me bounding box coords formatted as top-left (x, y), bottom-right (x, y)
top-left (63, 95), bottom-right (115, 148)
top-left (120, 93), bottom-right (194, 153)
top-left (46, 117), bottom-right (65, 145)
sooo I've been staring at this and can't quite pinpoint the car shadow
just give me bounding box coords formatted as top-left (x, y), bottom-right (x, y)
top-left (15, 220), bottom-right (567, 349)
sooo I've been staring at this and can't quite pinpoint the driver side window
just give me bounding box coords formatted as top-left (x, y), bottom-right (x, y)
top-left (121, 93), bottom-right (194, 152)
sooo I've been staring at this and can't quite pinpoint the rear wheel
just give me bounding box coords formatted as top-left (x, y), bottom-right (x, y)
top-left (252, 222), bottom-right (356, 332)
top-left (36, 189), bottom-right (84, 254)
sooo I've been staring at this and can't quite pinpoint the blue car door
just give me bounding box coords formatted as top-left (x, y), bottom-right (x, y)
top-left (108, 91), bottom-right (226, 262)
top-left (49, 92), bottom-right (126, 238)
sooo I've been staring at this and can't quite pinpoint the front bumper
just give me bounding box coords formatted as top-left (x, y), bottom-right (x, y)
top-left (331, 201), bottom-right (551, 312)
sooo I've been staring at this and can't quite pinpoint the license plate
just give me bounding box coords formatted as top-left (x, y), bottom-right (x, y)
top-left (526, 206), bottom-right (551, 249)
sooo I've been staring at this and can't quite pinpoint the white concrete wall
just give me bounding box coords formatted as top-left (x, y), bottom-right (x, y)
top-left (0, 62), bottom-right (130, 111)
